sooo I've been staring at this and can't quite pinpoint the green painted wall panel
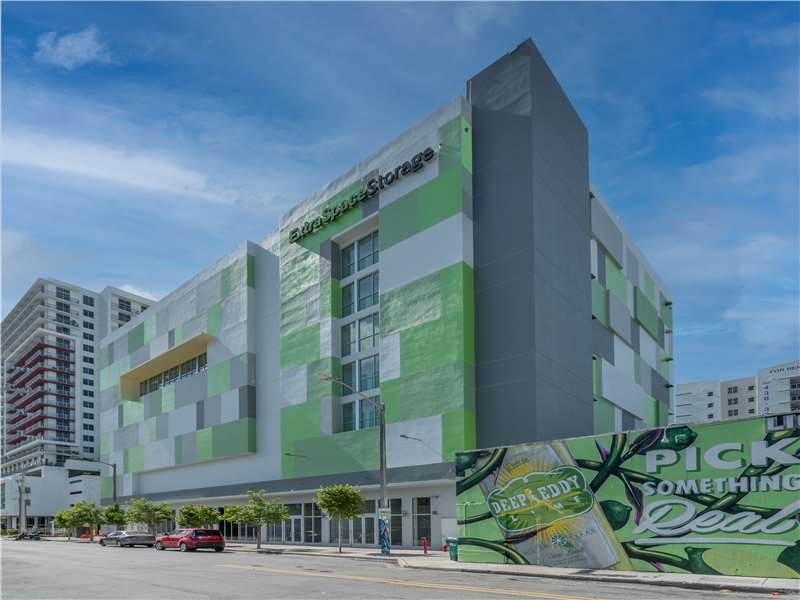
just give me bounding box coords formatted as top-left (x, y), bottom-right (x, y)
top-left (282, 428), bottom-right (379, 479)
top-left (144, 315), bottom-right (157, 344)
top-left (280, 323), bottom-right (321, 371)
top-left (128, 323), bottom-right (145, 354)
top-left (207, 302), bottom-right (222, 337)
top-left (161, 384), bottom-right (175, 413)
top-left (593, 397), bottom-right (615, 434)
top-left (212, 418), bottom-right (256, 457)
top-left (207, 360), bottom-right (231, 397)
top-left (643, 394), bottom-right (658, 427)
top-left (196, 427), bottom-right (213, 462)
top-left (605, 256), bottom-right (627, 306)
top-left (247, 254), bottom-right (256, 288)
top-left (379, 168), bottom-right (462, 250)
top-left (591, 278), bottom-right (609, 325)
top-left (634, 287), bottom-right (659, 340)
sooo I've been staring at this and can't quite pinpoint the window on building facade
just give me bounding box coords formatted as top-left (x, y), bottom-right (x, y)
top-left (749, 409), bottom-right (755, 414)
top-left (83, 344), bottom-right (94, 353)
top-left (83, 424), bottom-right (94, 431)
top-left (83, 435), bottom-right (94, 442)
top-left (83, 309), bottom-right (94, 318)
top-left (357, 272), bottom-right (379, 311)
top-left (341, 283), bottom-right (355, 317)
top-left (707, 402), bottom-right (713, 408)
top-left (83, 412), bottom-right (94, 420)
top-left (748, 385), bottom-right (755, 391)
top-left (341, 322), bottom-right (356, 357)
top-left (728, 409), bottom-right (739, 417)
top-left (56, 287), bottom-right (71, 301)
top-left (359, 355), bottom-right (380, 391)
top-left (341, 244), bottom-right (355, 279)
top-left (83, 367), bottom-right (94, 375)
top-left (83, 378), bottom-right (94, 386)
top-left (727, 398), bottom-right (738, 405)
top-left (118, 299), bottom-right (131, 312)
top-left (56, 301), bottom-right (70, 313)
top-left (83, 390), bottom-right (94, 397)
top-left (84, 356), bottom-right (94, 364)
top-left (728, 386), bottom-right (738, 393)
top-left (707, 413), bottom-right (714, 419)
top-left (83, 321), bottom-right (94, 330)
top-left (342, 402), bottom-right (355, 432)
top-left (56, 326), bottom-right (71, 335)
top-left (83, 333), bottom-right (94, 341)
top-left (82, 295), bottom-right (94, 306)
top-left (358, 314), bottom-right (379, 352)
top-left (342, 362), bottom-right (355, 394)
top-left (357, 232), bottom-right (379, 270)
top-left (82, 401), bottom-right (94, 409)
top-left (118, 313), bottom-right (131, 323)
top-left (83, 446), bottom-right (93, 453)
top-left (706, 392), bottom-right (714, 397)
top-left (359, 396), bottom-right (379, 429)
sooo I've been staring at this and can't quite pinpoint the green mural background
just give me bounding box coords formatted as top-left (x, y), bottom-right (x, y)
top-left (457, 414), bottom-right (800, 578)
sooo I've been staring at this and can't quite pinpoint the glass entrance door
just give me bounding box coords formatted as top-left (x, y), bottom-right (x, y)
top-left (288, 516), bottom-right (302, 543)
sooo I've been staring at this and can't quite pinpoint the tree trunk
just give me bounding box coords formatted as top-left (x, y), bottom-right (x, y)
top-left (256, 523), bottom-right (261, 550)
top-left (338, 519), bottom-right (342, 553)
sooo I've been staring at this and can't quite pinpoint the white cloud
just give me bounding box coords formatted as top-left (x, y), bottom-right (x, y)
top-left (34, 25), bottom-right (111, 70)
top-left (3, 128), bottom-right (231, 203)
top-left (454, 3), bottom-right (509, 35)
top-left (702, 66), bottom-right (799, 121)
top-left (118, 285), bottom-right (159, 302)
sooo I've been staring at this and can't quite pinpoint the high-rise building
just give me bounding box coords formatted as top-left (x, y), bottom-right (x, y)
top-left (1, 279), bottom-right (151, 530)
top-left (96, 40), bottom-right (674, 547)
top-left (675, 359), bottom-right (799, 424)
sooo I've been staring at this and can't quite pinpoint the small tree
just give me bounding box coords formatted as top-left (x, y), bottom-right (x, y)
top-left (316, 484), bottom-right (364, 553)
top-left (70, 501), bottom-right (104, 541)
top-left (177, 504), bottom-right (220, 529)
top-left (221, 490), bottom-right (288, 550)
top-left (126, 498), bottom-right (174, 534)
top-left (53, 508), bottom-right (79, 540)
top-left (102, 503), bottom-right (128, 531)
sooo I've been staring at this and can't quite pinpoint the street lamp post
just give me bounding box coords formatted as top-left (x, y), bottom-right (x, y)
top-left (316, 373), bottom-right (388, 555)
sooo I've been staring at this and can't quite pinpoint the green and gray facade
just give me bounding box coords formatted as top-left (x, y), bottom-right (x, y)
top-left (97, 39), bottom-right (673, 547)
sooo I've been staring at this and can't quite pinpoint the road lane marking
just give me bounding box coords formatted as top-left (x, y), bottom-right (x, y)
top-left (218, 563), bottom-right (604, 600)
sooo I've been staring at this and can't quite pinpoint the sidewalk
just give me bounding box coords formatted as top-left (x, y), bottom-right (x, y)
top-left (398, 555), bottom-right (800, 595)
top-left (226, 543), bottom-right (799, 595)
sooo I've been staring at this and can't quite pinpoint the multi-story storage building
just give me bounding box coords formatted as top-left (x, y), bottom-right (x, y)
top-left (675, 360), bottom-right (799, 424)
top-left (1, 278), bottom-right (150, 529)
top-left (96, 40), bottom-right (673, 547)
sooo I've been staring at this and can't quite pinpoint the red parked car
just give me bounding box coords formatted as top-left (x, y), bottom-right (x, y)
top-left (154, 528), bottom-right (225, 552)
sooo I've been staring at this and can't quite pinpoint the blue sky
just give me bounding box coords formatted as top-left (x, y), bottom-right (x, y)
top-left (2, 2), bottom-right (798, 383)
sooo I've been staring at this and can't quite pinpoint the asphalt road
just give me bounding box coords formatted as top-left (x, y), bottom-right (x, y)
top-left (1, 540), bottom-right (769, 600)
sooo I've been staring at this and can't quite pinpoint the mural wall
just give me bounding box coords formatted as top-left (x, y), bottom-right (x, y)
top-left (456, 414), bottom-right (800, 578)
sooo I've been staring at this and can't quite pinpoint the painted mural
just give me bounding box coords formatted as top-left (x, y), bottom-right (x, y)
top-left (456, 414), bottom-right (800, 578)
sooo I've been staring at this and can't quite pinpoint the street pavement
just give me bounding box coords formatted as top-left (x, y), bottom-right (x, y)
top-left (1, 539), bottom-right (784, 599)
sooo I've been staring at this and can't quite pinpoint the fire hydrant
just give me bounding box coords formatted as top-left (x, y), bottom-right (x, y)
top-left (421, 536), bottom-right (428, 554)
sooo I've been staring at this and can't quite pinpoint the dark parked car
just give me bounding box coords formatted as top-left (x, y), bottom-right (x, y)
top-left (99, 531), bottom-right (156, 547)
top-left (155, 529), bottom-right (225, 552)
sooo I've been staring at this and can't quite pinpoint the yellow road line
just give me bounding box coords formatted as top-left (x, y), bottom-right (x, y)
top-left (218, 563), bottom-right (603, 600)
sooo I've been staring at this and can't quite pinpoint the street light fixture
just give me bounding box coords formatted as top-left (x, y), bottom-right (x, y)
top-left (316, 372), bottom-right (389, 555)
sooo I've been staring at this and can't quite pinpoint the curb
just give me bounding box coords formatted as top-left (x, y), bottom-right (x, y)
top-left (396, 559), bottom-right (800, 596)
top-left (253, 548), bottom-right (400, 563)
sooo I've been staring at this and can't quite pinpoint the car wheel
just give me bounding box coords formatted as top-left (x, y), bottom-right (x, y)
top-left (179, 542), bottom-right (188, 552)
top-left (214, 547), bottom-right (223, 553)
top-left (99, 540), bottom-right (105, 546)
top-left (155, 542), bottom-right (163, 551)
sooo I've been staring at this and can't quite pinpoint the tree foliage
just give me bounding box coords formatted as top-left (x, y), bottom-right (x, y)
top-left (70, 501), bottom-right (104, 541)
top-left (126, 498), bottom-right (174, 534)
top-left (221, 490), bottom-right (288, 549)
top-left (53, 508), bottom-right (80, 540)
top-left (102, 503), bottom-right (129, 530)
top-left (177, 504), bottom-right (220, 529)
top-left (316, 484), bottom-right (364, 553)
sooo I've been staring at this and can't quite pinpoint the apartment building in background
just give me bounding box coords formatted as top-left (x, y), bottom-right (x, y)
top-left (675, 359), bottom-right (799, 424)
top-left (96, 40), bottom-right (674, 548)
top-left (1, 278), bottom-right (151, 530)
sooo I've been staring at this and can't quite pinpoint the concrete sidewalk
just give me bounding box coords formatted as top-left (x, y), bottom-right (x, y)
top-left (227, 543), bottom-right (799, 595)
top-left (398, 555), bottom-right (800, 595)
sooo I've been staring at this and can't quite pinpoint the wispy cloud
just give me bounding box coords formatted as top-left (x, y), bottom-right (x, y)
top-left (454, 3), bottom-right (510, 36)
top-left (34, 25), bottom-right (111, 70)
top-left (702, 66), bottom-right (799, 121)
top-left (3, 128), bottom-right (228, 202)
